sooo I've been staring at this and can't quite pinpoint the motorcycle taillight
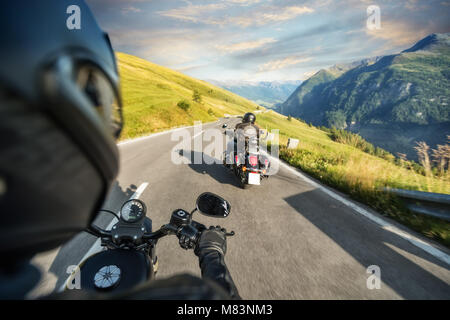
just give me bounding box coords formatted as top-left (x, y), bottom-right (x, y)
top-left (249, 155), bottom-right (258, 167)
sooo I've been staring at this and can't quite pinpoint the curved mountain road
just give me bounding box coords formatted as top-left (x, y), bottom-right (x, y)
top-left (30, 118), bottom-right (450, 299)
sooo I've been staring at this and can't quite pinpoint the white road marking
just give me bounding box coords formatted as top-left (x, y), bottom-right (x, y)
top-left (271, 156), bottom-right (450, 266)
top-left (57, 182), bottom-right (149, 292)
top-left (131, 182), bottom-right (149, 200)
top-left (192, 130), bottom-right (204, 140)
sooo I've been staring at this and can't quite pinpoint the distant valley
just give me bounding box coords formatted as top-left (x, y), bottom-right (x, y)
top-left (208, 80), bottom-right (301, 109)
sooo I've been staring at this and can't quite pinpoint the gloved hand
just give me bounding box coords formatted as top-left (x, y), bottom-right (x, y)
top-left (194, 226), bottom-right (227, 257)
top-left (178, 225), bottom-right (199, 250)
top-left (178, 221), bottom-right (206, 250)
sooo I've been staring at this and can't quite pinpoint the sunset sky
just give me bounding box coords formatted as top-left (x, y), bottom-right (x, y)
top-left (86, 0), bottom-right (450, 81)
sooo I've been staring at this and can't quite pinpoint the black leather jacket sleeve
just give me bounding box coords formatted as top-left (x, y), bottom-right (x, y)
top-left (199, 251), bottom-right (241, 300)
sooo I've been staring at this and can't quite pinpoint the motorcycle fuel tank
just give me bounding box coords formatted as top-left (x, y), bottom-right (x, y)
top-left (79, 249), bottom-right (152, 293)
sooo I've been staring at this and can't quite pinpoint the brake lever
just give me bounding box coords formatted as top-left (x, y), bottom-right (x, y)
top-left (226, 231), bottom-right (235, 237)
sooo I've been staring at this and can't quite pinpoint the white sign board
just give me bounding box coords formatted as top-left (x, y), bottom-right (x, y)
top-left (287, 138), bottom-right (299, 149)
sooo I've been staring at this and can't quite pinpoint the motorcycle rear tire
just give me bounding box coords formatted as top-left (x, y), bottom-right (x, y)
top-left (238, 171), bottom-right (251, 189)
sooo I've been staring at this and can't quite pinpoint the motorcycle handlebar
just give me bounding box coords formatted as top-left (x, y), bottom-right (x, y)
top-left (87, 218), bottom-right (234, 245)
top-left (86, 224), bottom-right (112, 238)
top-left (142, 224), bottom-right (175, 240)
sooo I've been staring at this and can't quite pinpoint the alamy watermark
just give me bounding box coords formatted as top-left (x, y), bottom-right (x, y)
top-left (366, 265), bottom-right (381, 289)
top-left (66, 265), bottom-right (81, 290)
top-left (367, 5), bottom-right (381, 30)
top-left (66, 5), bottom-right (81, 30)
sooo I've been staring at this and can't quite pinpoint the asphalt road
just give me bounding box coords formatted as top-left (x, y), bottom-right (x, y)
top-left (30, 118), bottom-right (450, 299)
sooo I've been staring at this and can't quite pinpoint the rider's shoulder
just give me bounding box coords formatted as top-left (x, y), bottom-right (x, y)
top-left (45, 273), bottom-right (232, 300)
top-left (116, 273), bottom-right (232, 300)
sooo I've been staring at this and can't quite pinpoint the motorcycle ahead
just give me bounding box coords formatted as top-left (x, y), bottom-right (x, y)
top-left (65, 192), bottom-right (234, 293)
top-left (224, 134), bottom-right (270, 189)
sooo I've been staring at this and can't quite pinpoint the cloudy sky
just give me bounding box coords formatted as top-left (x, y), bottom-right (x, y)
top-left (86, 0), bottom-right (450, 82)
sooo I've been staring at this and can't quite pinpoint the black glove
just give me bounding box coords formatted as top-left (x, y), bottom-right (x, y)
top-left (178, 221), bottom-right (206, 250)
top-left (194, 226), bottom-right (227, 257)
top-left (178, 225), bottom-right (199, 250)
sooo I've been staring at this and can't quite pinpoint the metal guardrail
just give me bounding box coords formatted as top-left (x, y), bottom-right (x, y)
top-left (385, 188), bottom-right (450, 221)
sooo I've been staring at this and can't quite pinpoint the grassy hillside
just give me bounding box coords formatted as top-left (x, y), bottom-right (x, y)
top-left (116, 52), bottom-right (261, 140)
top-left (257, 110), bottom-right (450, 247)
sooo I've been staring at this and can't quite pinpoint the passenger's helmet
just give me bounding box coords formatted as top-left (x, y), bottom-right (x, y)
top-left (0, 1), bottom-right (123, 261)
top-left (242, 112), bottom-right (256, 124)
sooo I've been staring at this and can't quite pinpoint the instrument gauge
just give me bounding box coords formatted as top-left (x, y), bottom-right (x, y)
top-left (120, 199), bottom-right (146, 223)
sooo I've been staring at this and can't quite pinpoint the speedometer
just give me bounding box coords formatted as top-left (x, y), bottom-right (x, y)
top-left (120, 199), bottom-right (146, 223)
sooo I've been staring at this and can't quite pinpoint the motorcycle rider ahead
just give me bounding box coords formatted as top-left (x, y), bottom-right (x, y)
top-left (230, 112), bottom-right (261, 165)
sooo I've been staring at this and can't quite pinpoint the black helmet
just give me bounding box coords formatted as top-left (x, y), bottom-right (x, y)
top-left (243, 112), bottom-right (256, 124)
top-left (0, 1), bottom-right (122, 260)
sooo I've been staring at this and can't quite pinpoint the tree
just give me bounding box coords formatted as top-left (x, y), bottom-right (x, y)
top-left (326, 110), bottom-right (347, 129)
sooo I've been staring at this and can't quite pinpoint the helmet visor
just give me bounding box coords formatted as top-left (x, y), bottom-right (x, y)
top-left (41, 54), bottom-right (121, 184)
top-left (76, 65), bottom-right (122, 139)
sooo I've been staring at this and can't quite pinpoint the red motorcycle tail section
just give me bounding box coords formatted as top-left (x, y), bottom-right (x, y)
top-left (249, 155), bottom-right (258, 167)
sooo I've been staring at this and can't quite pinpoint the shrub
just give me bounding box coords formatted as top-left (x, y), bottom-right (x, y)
top-left (329, 128), bottom-right (396, 162)
top-left (319, 126), bottom-right (331, 133)
top-left (177, 100), bottom-right (190, 111)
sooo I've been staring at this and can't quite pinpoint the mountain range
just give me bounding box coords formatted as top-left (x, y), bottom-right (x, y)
top-left (208, 80), bottom-right (301, 108)
top-left (277, 33), bottom-right (450, 160)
